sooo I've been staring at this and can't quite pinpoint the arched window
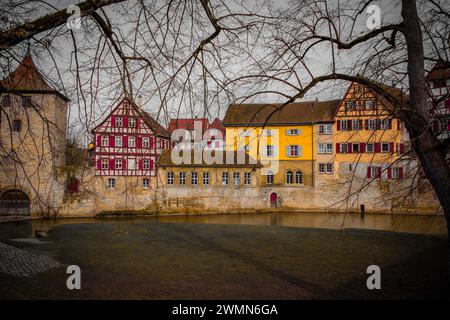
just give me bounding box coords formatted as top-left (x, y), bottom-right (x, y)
top-left (295, 171), bottom-right (303, 184)
top-left (286, 171), bottom-right (293, 184)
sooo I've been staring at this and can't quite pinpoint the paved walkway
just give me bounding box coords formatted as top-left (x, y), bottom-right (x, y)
top-left (0, 242), bottom-right (60, 278)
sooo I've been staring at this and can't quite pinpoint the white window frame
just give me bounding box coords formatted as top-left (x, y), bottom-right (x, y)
top-left (340, 120), bottom-right (348, 131)
top-left (191, 172), bottom-right (198, 185)
top-left (265, 129), bottom-right (274, 137)
top-left (142, 137), bottom-right (150, 148)
top-left (352, 143), bottom-right (360, 153)
top-left (326, 163), bottom-right (333, 174)
top-left (167, 172), bottom-right (174, 185)
top-left (115, 117), bottom-right (123, 127)
top-left (222, 172), bottom-right (229, 185)
top-left (266, 171), bottom-right (274, 184)
top-left (341, 143), bottom-right (349, 154)
top-left (352, 119), bottom-right (360, 130)
top-left (266, 145), bottom-right (274, 157)
top-left (202, 172), bottom-right (210, 185)
top-left (381, 142), bottom-right (390, 153)
top-left (244, 172), bottom-right (251, 185)
top-left (128, 118), bottom-right (136, 128)
top-left (143, 159), bottom-right (150, 169)
top-left (128, 136), bottom-right (135, 147)
top-left (179, 172), bottom-right (186, 185)
top-left (101, 158), bottom-right (109, 170)
top-left (115, 158), bottom-right (122, 170)
top-left (319, 163), bottom-right (325, 174)
top-left (142, 178), bottom-right (150, 188)
top-left (108, 178), bottom-right (116, 189)
top-left (368, 119), bottom-right (377, 130)
top-left (392, 167), bottom-right (400, 179)
top-left (101, 135), bottom-right (109, 146)
top-left (233, 172), bottom-right (240, 185)
top-left (115, 136), bottom-right (122, 147)
top-left (288, 145), bottom-right (300, 157)
top-left (366, 143), bottom-right (374, 153)
top-left (287, 128), bottom-right (300, 136)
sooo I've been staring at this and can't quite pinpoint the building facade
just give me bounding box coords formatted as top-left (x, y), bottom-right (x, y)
top-left (0, 53), bottom-right (69, 216)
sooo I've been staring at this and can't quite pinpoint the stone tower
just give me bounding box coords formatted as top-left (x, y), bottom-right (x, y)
top-left (0, 53), bottom-right (69, 216)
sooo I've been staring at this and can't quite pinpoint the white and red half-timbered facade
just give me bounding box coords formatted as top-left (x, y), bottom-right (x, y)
top-left (92, 97), bottom-right (171, 177)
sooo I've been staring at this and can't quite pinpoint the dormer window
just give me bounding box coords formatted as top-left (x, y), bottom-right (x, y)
top-left (128, 117), bottom-right (136, 128)
top-left (115, 117), bottom-right (123, 127)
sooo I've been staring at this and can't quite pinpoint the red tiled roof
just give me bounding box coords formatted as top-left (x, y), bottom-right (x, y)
top-left (208, 118), bottom-right (225, 134)
top-left (0, 53), bottom-right (69, 101)
top-left (168, 118), bottom-right (209, 133)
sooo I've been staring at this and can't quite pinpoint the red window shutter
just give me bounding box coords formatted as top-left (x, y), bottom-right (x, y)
top-left (123, 135), bottom-right (128, 148)
top-left (388, 119), bottom-right (392, 130)
top-left (389, 142), bottom-right (394, 153)
top-left (367, 167), bottom-right (371, 178)
top-left (347, 119), bottom-right (353, 130)
top-left (123, 116), bottom-right (128, 128)
top-left (399, 167), bottom-right (404, 179)
top-left (139, 159), bottom-right (143, 170)
top-left (109, 135), bottom-right (115, 147)
top-left (358, 120), bottom-right (363, 131)
top-left (374, 142), bottom-right (381, 153)
top-left (365, 119), bottom-right (369, 130)
top-left (337, 121), bottom-right (341, 131)
top-left (136, 118), bottom-right (140, 128)
top-left (348, 143), bottom-right (353, 153)
top-left (387, 168), bottom-right (392, 179)
top-left (122, 158), bottom-right (127, 170)
top-left (150, 137), bottom-right (154, 149)
top-left (109, 159), bottom-right (114, 170)
top-left (96, 134), bottom-right (101, 147)
top-left (360, 143), bottom-right (366, 153)
top-left (111, 116), bottom-right (115, 127)
top-left (336, 143), bottom-right (340, 153)
top-left (137, 136), bottom-right (142, 148)
top-left (96, 158), bottom-right (101, 170)
top-left (397, 119), bottom-right (401, 130)
top-left (376, 167), bottom-right (382, 179)
top-left (150, 160), bottom-right (154, 170)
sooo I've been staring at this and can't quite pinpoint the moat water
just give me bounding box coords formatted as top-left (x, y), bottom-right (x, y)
top-left (0, 211), bottom-right (447, 239)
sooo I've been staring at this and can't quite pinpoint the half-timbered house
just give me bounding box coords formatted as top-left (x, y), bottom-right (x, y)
top-left (92, 97), bottom-right (171, 188)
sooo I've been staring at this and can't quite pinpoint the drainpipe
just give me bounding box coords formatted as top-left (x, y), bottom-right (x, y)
top-left (311, 124), bottom-right (314, 187)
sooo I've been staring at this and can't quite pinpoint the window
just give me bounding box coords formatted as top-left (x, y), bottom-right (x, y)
top-left (128, 118), bottom-right (136, 128)
top-left (142, 178), bottom-right (150, 188)
top-left (392, 167), bottom-right (402, 179)
top-left (366, 143), bottom-right (374, 153)
top-left (167, 172), bottom-right (174, 185)
top-left (179, 172), bottom-right (186, 185)
top-left (368, 166), bottom-right (379, 179)
top-left (319, 124), bottom-right (332, 134)
top-left (287, 128), bottom-right (300, 136)
top-left (287, 145), bottom-right (300, 157)
top-left (143, 159), bottom-right (150, 169)
top-left (22, 96), bottom-right (32, 108)
top-left (366, 100), bottom-right (376, 110)
top-left (101, 135), bottom-right (109, 146)
top-left (286, 171), bottom-right (293, 184)
top-left (326, 163), bottom-right (333, 174)
top-left (142, 137), bottom-right (150, 148)
top-left (381, 142), bottom-right (390, 153)
top-left (115, 136), bottom-right (122, 147)
top-left (12, 119), bottom-right (21, 132)
top-left (352, 143), bottom-right (360, 153)
top-left (352, 119), bottom-right (360, 130)
top-left (128, 158), bottom-right (136, 170)
top-left (340, 120), bottom-right (348, 131)
top-left (191, 172), bottom-right (198, 185)
top-left (233, 172), bottom-right (240, 185)
top-left (115, 158), bottom-right (122, 170)
top-left (2, 96), bottom-right (11, 107)
top-left (380, 119), bottom-right (390, 130)
top-left (266, 171), bottom-right (274, 184)
top-left (222, 172), bottom-right (229, 185)
top-left (319, 163), bottom-right (325, 174)
top-left (101, 158), bottom-right (108, 169)
top-left (293, 171), bottom-right (301, 183)
top-left (265, 129), bottom-right (274, 136)
top-left (108, 178), bottom-right (116, 189)
top-left (368, 119), bottom-right (377, 130)
top-left (244, 172), bottom-right (251, 185)
top-left (341, 143), bottom-right (349, 154)
top-left (265, 145), bottom-right (275, 157)
top-left (318, 143), bottom-right (333, 154)
top-left (202, 172), bottom-right (210, 185)
top-left (346, 100), bottom-right (356, 111)
top-left (128, 136), bottom-right (135, 147)
top-left (115, 117), bottom-right (123, 127)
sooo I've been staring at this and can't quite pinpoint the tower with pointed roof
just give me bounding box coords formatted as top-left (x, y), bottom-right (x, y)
top-left (0, 53), bottom-right (69, 216)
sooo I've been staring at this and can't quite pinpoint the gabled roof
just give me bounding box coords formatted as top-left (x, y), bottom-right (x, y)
top-left (426, 60), bottom-right (450, 81)
top-left (0, 53), bottom-right (69, 102)
top-left (157, 149), bottom-right (261, 168)
top-left (93, 97), bottom-right (170, 138)
top-left (168, 118), bottom-right (209, 133)
top-left (208, 118), bottom-right (225, 134)
top-left (223, 100), bottom-right (341, 127)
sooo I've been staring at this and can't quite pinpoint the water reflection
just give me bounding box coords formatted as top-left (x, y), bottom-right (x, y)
top-left (1, 212), bottom-right (446, 239)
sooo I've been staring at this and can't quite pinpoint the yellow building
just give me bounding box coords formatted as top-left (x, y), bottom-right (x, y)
top-left (334, 82), bottom-right (407, 180)
top-left (223, 101), bottom-right (340, 188)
